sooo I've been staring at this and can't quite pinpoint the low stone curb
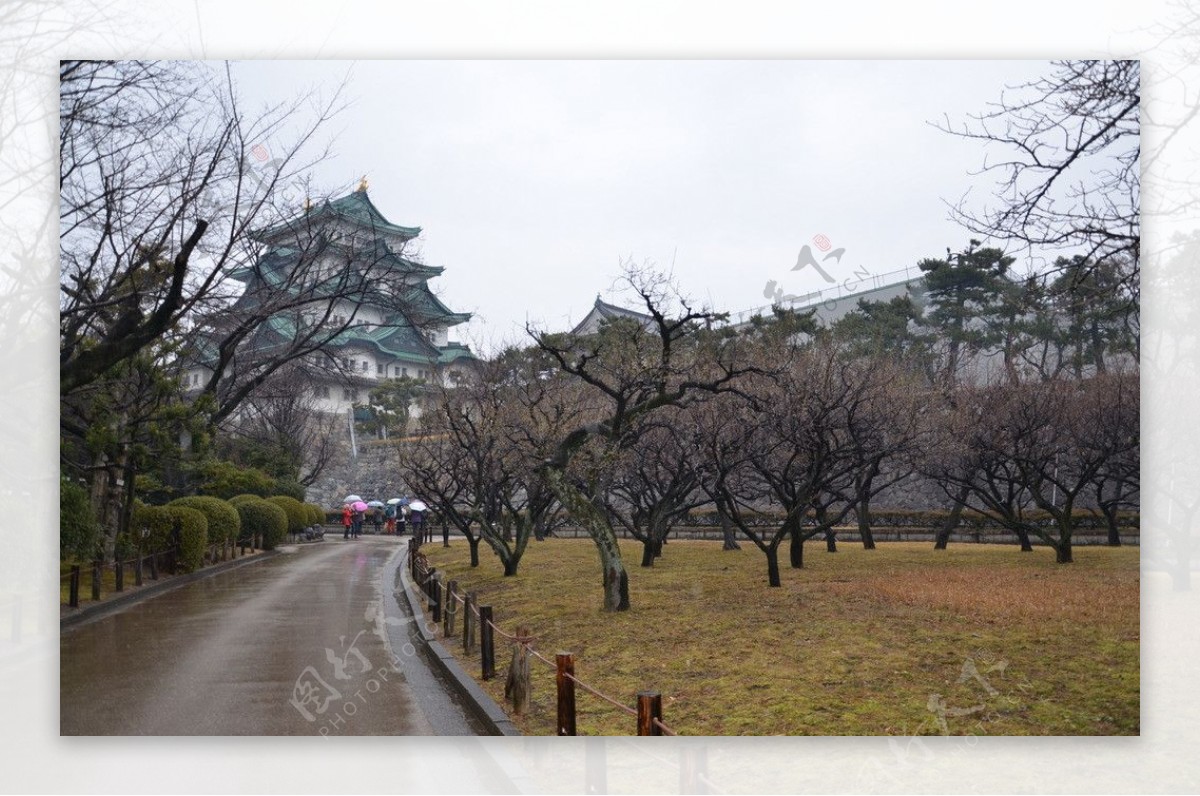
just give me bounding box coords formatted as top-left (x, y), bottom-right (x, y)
top-left (60, 548), bottom-right (282, 630)
top-left (395, 546), bottom-right (521, 737)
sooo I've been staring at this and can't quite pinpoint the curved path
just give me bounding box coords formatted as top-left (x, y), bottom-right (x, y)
top-left (61, 537), bottom-right (491, 737)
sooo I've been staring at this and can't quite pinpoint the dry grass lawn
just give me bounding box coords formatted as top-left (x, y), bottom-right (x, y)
top-left (420, 539), bottom-right (1138, 736)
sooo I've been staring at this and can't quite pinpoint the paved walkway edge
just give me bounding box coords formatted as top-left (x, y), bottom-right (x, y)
top-left (60, 549), bottom-right (283, 630)
top-left (394, 545), bottom-right (521, 737)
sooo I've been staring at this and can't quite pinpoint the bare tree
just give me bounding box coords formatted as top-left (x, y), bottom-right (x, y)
top-left (530, 265), bottom-right (757, 611)
top-left (926, 370), bottom-right (1139, 563)
top-left (938, 60), bottom-right (1140, 286)
top-left (602, 408), bottom-right (708, 567)
top-left (60, 60), bottom-right (345, 396)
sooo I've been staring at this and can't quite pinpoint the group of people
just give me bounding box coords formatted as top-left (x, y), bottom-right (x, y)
top-left (340, 501), bottom-right (426, 540)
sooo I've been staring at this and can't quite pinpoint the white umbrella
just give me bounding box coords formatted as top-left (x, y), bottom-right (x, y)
top-left (344, 494), bottom-right (363, 504)
top-left (408, 500), bottom-right (428, 512)
top-left (386, 498), bottom-right (403, 505)
top-left (366, 500), bottom-right (385, 508)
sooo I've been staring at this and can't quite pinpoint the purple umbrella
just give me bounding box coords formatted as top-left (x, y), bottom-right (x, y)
top-left (351, 501), bottom-right (368, 512)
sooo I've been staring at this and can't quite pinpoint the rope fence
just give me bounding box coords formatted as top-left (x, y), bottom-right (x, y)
top-left (409, 544), bottom-right (682, 736)
top-left (60, 535), bottom-right (264, 610)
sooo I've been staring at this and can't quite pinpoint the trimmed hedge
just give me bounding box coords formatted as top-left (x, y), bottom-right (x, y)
top-left (267, 495), bottom-right (308, 536)
top-left (60, 477), bottom-right (99, 561)
top-left (169, 496), bottom-right (241, 546)
top-left (683, 506), bottom-right (1140, 531)
top-left (235, 499), bottom-right (288, 550)
top-left (162, 505), bottom-right (208, 573)
top-left (129, 503), bottom-right (174, 553)
top-left (304, 503), bottom-right (325, 527)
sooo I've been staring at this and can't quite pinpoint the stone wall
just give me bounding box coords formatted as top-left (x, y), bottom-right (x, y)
top-left (306, 439), bottom-right (414, 509)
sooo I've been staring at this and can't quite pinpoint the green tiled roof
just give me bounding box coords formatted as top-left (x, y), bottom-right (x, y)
top-left (253, 189), bottom-right (421, 243)
top-left (437, 343), bottom-right (476, 365)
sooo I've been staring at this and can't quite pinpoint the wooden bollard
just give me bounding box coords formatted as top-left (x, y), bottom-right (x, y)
top-left (68, 565), bottom-right (80, 608)
top-left (430, 573), bottom-right (442, 624)
top-left (480, 605), bottom-right (496, 680)
top-left (91, 562), bottom-right (101, 601)
top-left (556, 652), bottom-right (577, 736)
top-left (637, 691), bottom-right (663, 736)
top-left (445, 581), bottom-right (458, 637)
top-left (423, 565), bottom-right (435, 599)
top-left (115, 560), bottom-right (124, 592)
top-left (463, 592), bottom-right (476, 655)
top-left (504, 626), bottom-right (532, 715)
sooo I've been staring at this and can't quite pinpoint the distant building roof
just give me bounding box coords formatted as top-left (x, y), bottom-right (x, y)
top-left (253, 188), bottom-right (422, 244)
top-left (570, 295), bottom-right (657, 336)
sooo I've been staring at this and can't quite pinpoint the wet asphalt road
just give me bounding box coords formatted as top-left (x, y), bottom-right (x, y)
top-left (61, 537), bottom-right (491, 737)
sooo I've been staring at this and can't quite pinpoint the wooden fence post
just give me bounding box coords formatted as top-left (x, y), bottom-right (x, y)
top-left (91, 562), bottom-right (101, 601)
top-left (504, 626), bottom-right (532, 714)
top-left (556, 652), bottom-right (577, 736)
top-left (135, 555), bottom-right (143, 587)
top-left (445, 580), bottom-right (458, 637)
top-left (430, 572), bottom-right (442, 624)
top-left (115, 559), bottom-right (124, 592)
top-left (637, 691), bottom-right (663, 736)
top-left (479, 605), bottom-right (495, 680)
top-left (148, 551), bottom-right (158, 580)
top-left (68, 566), bottom-right (80, 608)
top-left (463, 592), bottom-right (476, 654)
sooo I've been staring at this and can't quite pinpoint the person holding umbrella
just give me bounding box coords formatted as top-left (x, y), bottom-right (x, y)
top-left (384, 501), bottom-right (397, 535)
top-left (409, 499), bottom-right (428, 543)
top-left (349, 500), bottom-right (369, 539)
top-left (341, 503), bottom-right (352, 540)
top-left (367, 500), bottom-right (385, 534)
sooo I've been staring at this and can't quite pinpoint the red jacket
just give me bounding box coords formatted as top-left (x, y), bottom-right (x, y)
top-left (342, 506), bottom-right (352, 527)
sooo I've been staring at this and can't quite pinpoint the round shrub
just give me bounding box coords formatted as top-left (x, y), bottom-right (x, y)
top-left (60, 477), bottom-right (99, 562)
top-left (169, 496), bottom-right (241, 546)
top-left (267, 495), bottom-right (308, 536)
top-left (235, 499), bottom-right (288, 550)
top-left (128, 503), bottom-right (174, 553)
top-left (161, 505), bottom-right (208, 572)
top-left (304, 503), bottom-right (324, 527)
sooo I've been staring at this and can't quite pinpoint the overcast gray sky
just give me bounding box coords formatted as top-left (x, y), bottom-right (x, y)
top-left (231, 60), bottom-right (1052, 353)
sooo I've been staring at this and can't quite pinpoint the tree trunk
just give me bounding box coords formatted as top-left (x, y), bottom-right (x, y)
top-left (467, 536), bottom-right (481, 567)
top-left (503, 556), bottom-right (519, 576)
top-left (789, 532), bottom-right (805, 569)
top-left (602, 556), bottom-right (630, 611)
top-left (857, 499), bottom-right (876, 550)
top-left (934, 485), bottom-right (970, 550)
top-left (766, 546), bottom-right (781, 587)
top-left (1100, 501), bottom-right (1122, 546)
top-left (720, 510), bottom-right (741, 551)
top-left (825, 530), bottom-right (837, 553)
top-left (1055, 539), bottom-right (1073, 563)
top-left (640, 539), bottom-right (655, 568)
top-left (1014, 526), bottom-right (1034, 552)
top-left (546, 468), bottom-right (631, 611)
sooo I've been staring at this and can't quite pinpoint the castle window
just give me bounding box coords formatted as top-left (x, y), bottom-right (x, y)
top-left (361, 361), bottom-right (369, 372)
top-left (377, 363), bottom-right (384, 375)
